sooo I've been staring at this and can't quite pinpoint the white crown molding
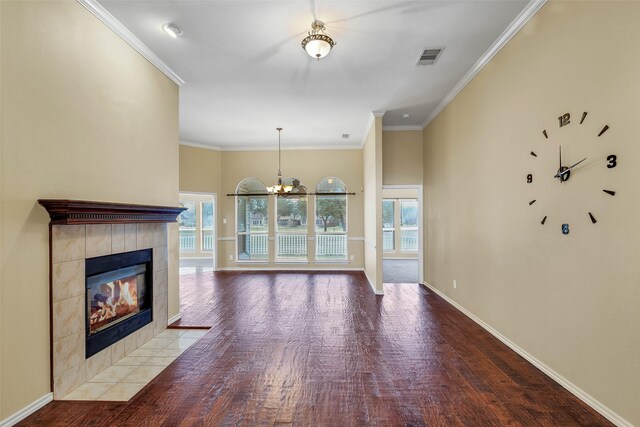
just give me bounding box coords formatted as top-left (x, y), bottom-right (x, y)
top-left (382, 125), bottom-right (423, 132)
top-left (422, 282), bottom-right (632, 427)
top-left (0, 393), bottom-right (53, 427)
top-left (360, 111), bottom-right (386, 148)
top-left (180, 141), bottom-right (222, 151)
top-left (223, 144), bottom-right (362, 152)
top-left (77, 0), bottom-right (185, 86)
top-left (180, 141), bottom-right (362, 152)
top-left (421, 0), bottom-right (547, 129)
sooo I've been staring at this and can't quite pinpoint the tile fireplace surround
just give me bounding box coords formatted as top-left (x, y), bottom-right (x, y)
top-left (39, 199), bottom-right (185, 400)
top-left (51, 223), bottom-right (169, 398)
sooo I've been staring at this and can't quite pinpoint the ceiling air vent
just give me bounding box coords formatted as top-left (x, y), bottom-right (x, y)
top-left (416, 47), bottom-right (444, 66)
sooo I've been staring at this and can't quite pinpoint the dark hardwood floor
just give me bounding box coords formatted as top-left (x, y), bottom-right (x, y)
top-left (21, 271), bottom-right (610, 426)
top-left (169, 260), bottom-right (217, 327)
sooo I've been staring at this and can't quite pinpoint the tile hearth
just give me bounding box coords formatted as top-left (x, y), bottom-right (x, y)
top-left (60, 329), bottom-right (208, 401)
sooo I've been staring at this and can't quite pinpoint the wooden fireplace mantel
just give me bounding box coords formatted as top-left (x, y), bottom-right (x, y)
top-left (38, 199), bottom-right (186, 225)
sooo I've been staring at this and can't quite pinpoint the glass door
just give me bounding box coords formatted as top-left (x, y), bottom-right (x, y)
top-left (179, 193), bottom-right (215, 262)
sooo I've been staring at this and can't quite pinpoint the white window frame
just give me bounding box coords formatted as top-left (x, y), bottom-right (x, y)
top-left (275, 187), bottom-right (309, 262)
top-left (382, 199), bottom-right (395, 252)
top-left (314, 177), bottom-right (348, 262)
top-left (399, 199), bottom-right (419, 253)
top-left (235, 177), bottom-right (269, 263)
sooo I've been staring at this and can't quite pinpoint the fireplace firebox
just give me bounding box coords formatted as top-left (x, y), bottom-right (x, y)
top-left (85, 249), bottom-right (153, 358)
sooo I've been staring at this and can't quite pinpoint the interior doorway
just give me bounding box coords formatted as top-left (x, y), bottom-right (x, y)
top-left (381, 186), bottom-right (423, 284)
top-left (178, 192), bottom-right (216, 270)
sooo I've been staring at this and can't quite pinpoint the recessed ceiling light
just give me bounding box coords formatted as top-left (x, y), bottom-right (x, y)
top-left (402, 114), bottom-right (410, 118)
top-left (162, 23), bottom-right (183, 38)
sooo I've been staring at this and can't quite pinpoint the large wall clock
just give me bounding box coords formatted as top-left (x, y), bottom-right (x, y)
top-left (527, 112), bottom-right (617, 234)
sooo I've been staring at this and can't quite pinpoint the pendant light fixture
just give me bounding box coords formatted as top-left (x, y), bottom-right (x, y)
top-left (301, 20), bottom-right (336, 60)
top-left (266, 128), bottom-right (294, 195)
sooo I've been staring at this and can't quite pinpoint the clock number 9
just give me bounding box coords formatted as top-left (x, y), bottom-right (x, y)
top-left (607, 154), bottom-right (617, 168)
top-left (526, 173), bottom-right (533, 183)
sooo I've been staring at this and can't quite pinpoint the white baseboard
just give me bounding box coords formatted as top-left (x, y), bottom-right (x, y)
top-left (421, 282), bottom-right (632, 427)
top-left (217, 267), bottom-right (365, 272)
top-left (168, 313), bottom-right (181, 325)
top-left (364, 269), bottom-right (384, 295)
top-left (0, 393), bottom-right (53, 427)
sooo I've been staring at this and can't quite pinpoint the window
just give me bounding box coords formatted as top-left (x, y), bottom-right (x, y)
top-left (178, 201), bottom-right (196, 252)
top-left (276, 179), bottom-right (308, 260)
top-left (179, 194), bottom-right (215, 256)
top-left (382, 200), bottom-right (395, 251)
top-left (400, 199), bottom-right (418, 252)
top-left (236, 178), bottom-right (269, 261)
top-left (201, 201), bottom-right (214, 252)
top-left (315, 177), bottom-right (347, 260)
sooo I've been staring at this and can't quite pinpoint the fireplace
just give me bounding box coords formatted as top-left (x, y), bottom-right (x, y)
top-left (85, 249), bottom-right (153, 358)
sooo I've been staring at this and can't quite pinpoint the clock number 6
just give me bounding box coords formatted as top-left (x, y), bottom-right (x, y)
top-left (526, 173), bottom-right (533, 183)
top-left (607, 154), bottom-right (617, 168)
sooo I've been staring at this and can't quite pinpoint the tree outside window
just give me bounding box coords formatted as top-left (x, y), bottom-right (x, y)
top-left (315, 177), bottom-right (348, 260)
top-left (236, 178), bottom-right (269, 260)
top-left (276, 179), bottom-right (308, 260)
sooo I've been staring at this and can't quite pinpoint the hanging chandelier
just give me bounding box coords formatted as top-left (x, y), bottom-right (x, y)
top-left (301, 20), bottom-right (336, 60)
top-left (266, 128), bottom-right (294, 195)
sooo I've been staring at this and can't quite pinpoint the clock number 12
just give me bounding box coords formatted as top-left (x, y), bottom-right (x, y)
top-left (558, 113), bottom-right (570, 127)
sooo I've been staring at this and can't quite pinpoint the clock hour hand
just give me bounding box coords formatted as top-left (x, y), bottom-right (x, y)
top-left (554, 157), bottom-right (587, 178)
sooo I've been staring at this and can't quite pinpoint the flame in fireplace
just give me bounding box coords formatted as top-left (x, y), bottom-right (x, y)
top-left (89, 274), bottom-right (139, 333)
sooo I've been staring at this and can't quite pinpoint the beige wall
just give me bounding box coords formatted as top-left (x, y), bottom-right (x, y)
top-left (363, 117), bottom-right (383, 293)
top-left (179, 145), bottom-right (222, 195)
top-left (0, 1), bottom-right (178, 419)
top-left (179, 145), bottom-right (364, 270)
top-left (382, 130), bottom-right (423, 185)
top-left (423, 2), bottom-right (640, 424)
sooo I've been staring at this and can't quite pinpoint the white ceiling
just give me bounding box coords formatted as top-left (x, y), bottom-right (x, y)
top-left (97, 0), bottom-right (530, 149)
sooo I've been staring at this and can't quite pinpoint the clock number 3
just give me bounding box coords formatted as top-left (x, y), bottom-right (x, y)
top-left (526, 174), bottom-right (533, 183)
top-left (607, 154), bottom-right (617, 168)
top-left (558, 113), bottom-right (570, 127)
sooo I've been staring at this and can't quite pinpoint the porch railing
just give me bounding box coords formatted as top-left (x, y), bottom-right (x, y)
top-left (316, 234), bottom-right (347, 259)
top-left (179, 229), bottom-right (196, 252)
top-left (400, 228), bottom-right (418, 251)
top-left (179, 229), bottom-right (215, 252)
top-left (237, 234), bottom-right (348, 260)
top-left (277, 234), bottom-right (307, 258)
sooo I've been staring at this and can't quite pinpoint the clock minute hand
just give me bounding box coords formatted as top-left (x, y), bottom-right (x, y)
top-left (554, 157), bottom-right (587, 178)
top-left (559, 145), bottom-right (562, 170)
